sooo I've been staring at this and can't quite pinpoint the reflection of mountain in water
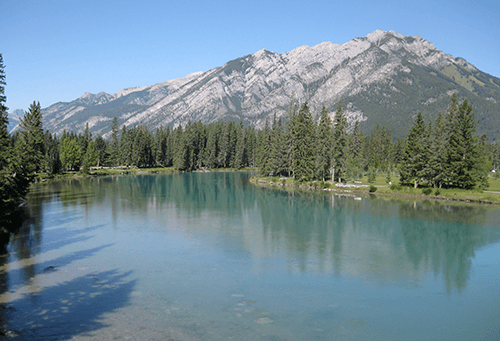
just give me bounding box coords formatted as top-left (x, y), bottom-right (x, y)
top-left (26, 173), bottom-right (500, 293)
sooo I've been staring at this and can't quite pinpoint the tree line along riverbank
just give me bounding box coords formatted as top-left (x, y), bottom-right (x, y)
top-left (2, 50), bottom-right (500, 244)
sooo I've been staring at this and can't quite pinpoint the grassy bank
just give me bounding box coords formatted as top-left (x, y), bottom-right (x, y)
top-left (250, 175), bottom-right (500, 205)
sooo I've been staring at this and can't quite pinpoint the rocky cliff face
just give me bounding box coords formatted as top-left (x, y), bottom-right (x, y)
top-left (40, 30), bottom-right (500, 140)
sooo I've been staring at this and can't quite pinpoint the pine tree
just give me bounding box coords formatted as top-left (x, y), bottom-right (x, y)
top-left (131, 127), bottom-right (151, 167)
top-left (18, 101), bottom-right (45, 175)
top-left (427, 112), bottom-right (445, 187)
top-left (119, 126), bottom-right (134, 166)
top-left (284, 97), bottom-right (298, 177)
top-left (0, 54), bottom-right (32, 225)
top-left (109, 116), bottom-right (120, 166)
top-left (331, 100), bottom-right (347, 182)
top-left (43, 131), bottom-right (61, 174)
top-left (234, 122), bottom-right (246, 169)
top-left (316, 106), bottom-right (332, 181)
top-left (245, 127), bottom-right (257, 167)
top-left (257, 117), bottom-right (272, 176)
top-left (204, 122), bottom-right (221, 169)
top-left (399, 112), bottom-right (428, 188)
top-left (292, 102), bottom-right (316, 181)
top-left (446, 99), bottom-right (483, 189)
top-left (270, 113), bottom-right (285, 176)
top-left (346, 121), bottom-right (365, 179)
top-left (93, 135), bottom-right (108, 167)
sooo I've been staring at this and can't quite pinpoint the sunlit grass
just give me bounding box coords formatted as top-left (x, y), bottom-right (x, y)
top-left (251, 172), bottom-right (500, 204)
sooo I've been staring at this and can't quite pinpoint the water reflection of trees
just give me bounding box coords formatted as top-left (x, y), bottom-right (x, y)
top-left (255, 189), bottom-right (500, 292)
top-left (28, 174), bottom-right (500, 293)
top-left (396, 200), bottom-right (495, 293)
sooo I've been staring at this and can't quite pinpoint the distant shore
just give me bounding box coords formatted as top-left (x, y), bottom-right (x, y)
top-left (249, 176), bottom-right (500, 206)
top-left (31, 167), bottom-right (500, 206)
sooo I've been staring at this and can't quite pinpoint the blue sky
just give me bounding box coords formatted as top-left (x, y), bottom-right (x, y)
top-left (2, 0), bottom-right (500, 112)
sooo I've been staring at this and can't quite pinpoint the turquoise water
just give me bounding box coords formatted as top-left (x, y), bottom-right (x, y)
top-left (1, 172), bottom-right (499, 340)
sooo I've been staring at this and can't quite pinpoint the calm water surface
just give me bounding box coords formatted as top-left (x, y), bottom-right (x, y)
top-left (1, 172), bottom-right (499, 340)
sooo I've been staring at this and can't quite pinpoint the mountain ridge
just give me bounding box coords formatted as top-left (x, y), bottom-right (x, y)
top-left (25, 30), bottom-right (500, 140)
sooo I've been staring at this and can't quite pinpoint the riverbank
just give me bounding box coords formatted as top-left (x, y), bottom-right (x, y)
top-left (32, 166), bottom-right (257, 182)
top-left (249, 176), bottom-right (500, 206)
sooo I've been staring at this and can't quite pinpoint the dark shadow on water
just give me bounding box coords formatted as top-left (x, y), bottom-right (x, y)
top-left (2, 243), bottom-right (114, 294)
top-left (0, 269), bottom-right (136, 340)
top-left (10, 223), bottom-right (103, 258)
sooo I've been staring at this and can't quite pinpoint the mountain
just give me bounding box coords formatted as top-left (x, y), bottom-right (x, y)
top-left (41, 30), bottom-right (500, 140)
top-left (7, 109), bottom-right (23, 133)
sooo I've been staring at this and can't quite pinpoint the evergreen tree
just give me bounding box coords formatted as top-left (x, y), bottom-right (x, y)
top-left (80, 122), bottom-right (91, 157)
top-left (81, 140), bottom-right (98, 174)
top-left (331, 100), bottom-right (348, 182)
top-left (316, 106), bottom-right (332, 181)
top-left (132, 126), bottom-right (153, 168)
top-left (18, 101), bottom-right (45, 174)
top-left (257, 117), bottom-right (272, 176)
top-left (446, 99), bottom-right (483, 189)
top-left (399, 112), bottom-right (429, 188)
top-left (192, 121), bottom-right (206, 169)
top-left (173, 125), bottom-right (189, 170)
top-left (292, 102), bottom-right (316, 181)
top-left (234, 122), bottom-right (246, 169)
top-left (284, 98), bottom-right (298, 177)
top-left (119, 126), bottom-right (134, 166)
top-left (43, 131), bottom-right (61, 175)
top-left (393, 137), bottom-right (406, 167)
top-left (0, 54), bottom-right (32, 225)
top-left (219, 121), bottom-right (236, 168)
top-left (428, 112), bottom-right (447, 188)
top-left (93, 135), bottom-right (108, 167)
top-left (245, 127), bottom-right (257, 168)
top-left (270, 113), bottom-right (285, 176)
top-left (346, 121), bottom-right (365, 179)
top-left (109, 116), bottom-right (120, 166)
top-left (204, 122), bottom-right (221, 168)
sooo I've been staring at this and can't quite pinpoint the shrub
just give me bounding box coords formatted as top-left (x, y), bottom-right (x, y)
top-left (434, 188), bottom-right (441, 196)
top-left (390, 183), bottom-right (402, 191)
top-left (369, 185), bottom-right (377, 193)
top-left (422, 188), bottom-right (432, 195)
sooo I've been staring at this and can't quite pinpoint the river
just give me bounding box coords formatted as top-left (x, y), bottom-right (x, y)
top-left (1, 172), bottom-right (499, 340)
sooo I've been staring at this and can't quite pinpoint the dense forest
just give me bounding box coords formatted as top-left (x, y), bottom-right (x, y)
top-left (1, 52), bottom-right (500, 239)
top-left (9, 96), bottom-right (500, 187)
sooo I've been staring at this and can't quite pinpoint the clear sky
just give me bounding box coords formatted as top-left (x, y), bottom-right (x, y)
top-left (2, 0), bottom-right (500, 112)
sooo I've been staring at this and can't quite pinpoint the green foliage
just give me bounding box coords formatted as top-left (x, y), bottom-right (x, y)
top-left (422, 188), bottom-right (432, 195)
top-left (369, 185), bottom-right (377, 193)
top-left (390, 183), bottom-right (402, 191)
top-left (332, 100), bottom-right (348, 182)
top-left (60, 137), bottom-right (82, 171)
top-left (399, 112), bottom-right (429, 188)
top-left (292, 102), bottom-right (316, 181)
top-left (368, 169), bottom-right (376, 183)
top-left (316, 106), bottom-right (332, 181)
top-left (0, 54), bottom-right (33, 231)
top-left (18, 101), bottom-right (45, 175)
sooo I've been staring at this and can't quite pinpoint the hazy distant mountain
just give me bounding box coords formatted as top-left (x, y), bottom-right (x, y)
top-left (40, 30), bottom-right (500, 140)
top-left (7, 109), bottom-right (23, 133)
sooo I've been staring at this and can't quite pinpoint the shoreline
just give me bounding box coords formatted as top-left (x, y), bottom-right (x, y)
top-left (31, 168), bottom-right (500, 206)
top-left (249, 177), bottom-right (500, 206)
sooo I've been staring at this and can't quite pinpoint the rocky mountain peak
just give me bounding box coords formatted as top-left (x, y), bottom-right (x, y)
top-left (40, 30), bottom-right (500, 141)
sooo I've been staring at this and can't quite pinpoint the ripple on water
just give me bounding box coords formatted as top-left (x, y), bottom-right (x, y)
top-left (255, 317), bottom-right (273, 324)
top-left (348, 318), bottom-right (367, 329)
